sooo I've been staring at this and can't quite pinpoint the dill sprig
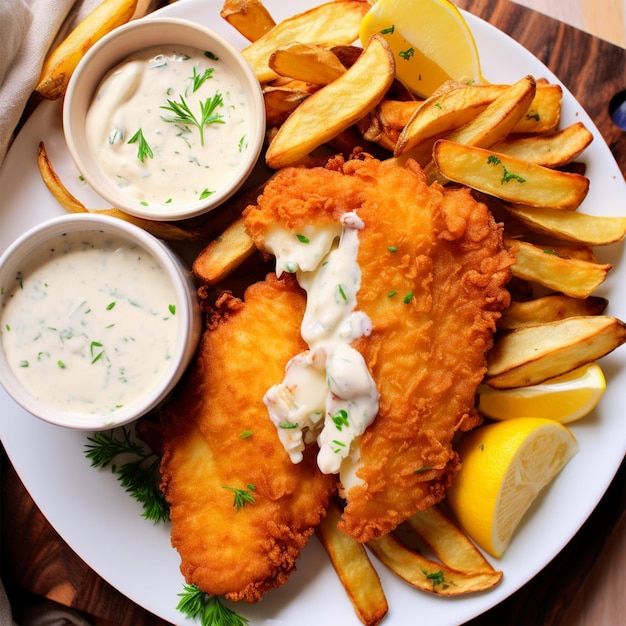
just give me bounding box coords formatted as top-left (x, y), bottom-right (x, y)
top-left (223, 485), bottom-right (256, 512)
top-left (127, 128), bottom-right (153, 162)
top-left (160, 92), bottom-right (225, 146)
top-left (84, 427), bottom-right (169, 524)
top-left (177, 584), bottom-right (248, 626)
top-left (191, 66), bottom-right (215, 93)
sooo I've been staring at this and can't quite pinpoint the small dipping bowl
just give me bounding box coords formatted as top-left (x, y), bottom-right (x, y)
top-left (0, 213), bottom-right (201, 430)
top-left (63, 17), bottom-right (265, 221)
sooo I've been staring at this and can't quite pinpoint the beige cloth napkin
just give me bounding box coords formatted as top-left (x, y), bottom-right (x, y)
top-left (0, 0), bottom-right (76, 166)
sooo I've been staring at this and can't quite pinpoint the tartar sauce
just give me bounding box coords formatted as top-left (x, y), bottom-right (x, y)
top-left (263, 213), bottom-right (379, 475)
top-left (0, 231), bottom-right (179, 416)
top-left (86, 44), bottom-right (251, 207)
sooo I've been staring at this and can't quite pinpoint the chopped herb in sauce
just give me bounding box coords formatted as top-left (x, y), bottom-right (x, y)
top-left (127, 128), bottom-right (154, 162)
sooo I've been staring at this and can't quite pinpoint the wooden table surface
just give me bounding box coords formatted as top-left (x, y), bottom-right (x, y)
top-left (2, 1), bottom-right (625, 625)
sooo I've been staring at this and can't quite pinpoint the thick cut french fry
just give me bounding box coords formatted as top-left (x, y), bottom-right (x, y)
top-left (316, 501), bottom-right (388, 626)
top-left (394, 83), bottom-right (515, 156)
top-left (437, 75), bottom-right (536, 149)
top-left (37, 142), bottom-right (204, 241)
top-left (269, 42), bottom-right (346, 85)
top-left (367, 533), bottom-right (502, 595)
top-left (406, 507), bottom-right (498, 575)
top-left (192, 215), bottom-right (256, 285)
top-left (485, 316), bottom-right (626, 388)
top-left (504, 204), bottom-right (626, 246)
top-left (394, 80), bottom-right (560, 157)
top-left (423, 76), bottom-right (537, 183)
top-left (510, 82), bottom-right (562, 134)
top-left (263, 82), bottom-right (317, 127)
top-left (492, 122), bottom-right (593, 167)
top-left (506, 238), bottom-right (611, 298)
top-left (432, 141), bottom-right (589, 210)
top-left (36, 0), bottom-right (138, 99)
top-left (242, 0), bottom-right (370, 84)
top-left (220, 0), bottom-right (276, 42)
top-left (265, 35), bottom-right (395, 169)
top-left (498, 294), bottom-right (608, 330)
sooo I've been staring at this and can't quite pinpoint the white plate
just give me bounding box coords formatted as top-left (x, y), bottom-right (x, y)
top-left (1, 1), bottom-right (625, 625)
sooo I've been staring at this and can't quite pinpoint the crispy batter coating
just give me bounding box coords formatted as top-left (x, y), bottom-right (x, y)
top-left (245, 156), bottom-right (513, 542)
top-left (160, 274), bottom-right (336, 602)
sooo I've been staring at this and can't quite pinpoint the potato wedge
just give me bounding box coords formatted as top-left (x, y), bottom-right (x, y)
top-left (510, 82), bottom-right (562, 134)
top-left (432, 141), bottom-right (589, 210)
top-left (394, 83), bottom-right (504, 156)
top-left (317, 501), bottom-right (388, 626)
top-left (506, 238), bottom-right (611, 298)
top-left (485, 316), bottom-right (626, 388)
top-left (263, 82), bottom-right (317, 127)
top-left (396, 78), bottom-right (535, 157)
top-left (498, 294), bottom-right (608, 330)
top-left (438, 75), bottom-right (536, 149)
top-left (220, 0), bottom-right (276, 42)
top-left (406, 507), bottom-right (498, 575)
top-left (491, 122), bottom-right (593, 167)
top-left (367, 533), bottom-right (502, 595)
top-left (265, 35), bottom-right (395, 169)
top-left (192, 215), bottom-right (256, 285)
top-left (37, 142), bottom-right (204, 241)
top-left (269, 42), bottom-right (346, 85)
top-left (242, 0), bottom-right (370, 84)
top-left (504, 205), bottom-right (626, 246)
top-left (36, 0), bottom-right (138, 99)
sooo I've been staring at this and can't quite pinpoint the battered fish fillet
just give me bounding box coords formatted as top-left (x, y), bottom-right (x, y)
top-left (159, 273), bottom-right (336, 602)
top-left (245, 156), bottom-right (513, 543)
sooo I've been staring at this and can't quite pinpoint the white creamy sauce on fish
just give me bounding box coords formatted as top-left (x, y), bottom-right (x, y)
top-left (263, 212), bottom-right (379, 475)
top-left (85, 45), bottom-right (251, 207)
top-left (0, 231), bottom-right (179, 416)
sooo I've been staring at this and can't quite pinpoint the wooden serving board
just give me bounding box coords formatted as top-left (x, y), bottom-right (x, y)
top-left (1, 1), bottom-right (624, 625)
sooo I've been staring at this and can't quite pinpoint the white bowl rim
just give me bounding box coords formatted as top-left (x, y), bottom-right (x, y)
top-left (0, 213), bottom-right (200, 430)
top-left (63, 16), bottom-right (266, 222)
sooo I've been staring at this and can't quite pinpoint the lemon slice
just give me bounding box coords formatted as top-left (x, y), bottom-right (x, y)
top-left (478, 362), bottom-right (606, 424)
top-left (446, 418), bottom-right (578, 558)
top-left (359, 0), bottom-right (483, 98)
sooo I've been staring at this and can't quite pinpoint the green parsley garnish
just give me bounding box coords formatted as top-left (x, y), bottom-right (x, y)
top-left (127, 128), bottom-right (154, 163)
top-left (332, 409), bottom-right (349, 431)
top-left (421, 568), bottom-right (449, 589)
top-left (399, 47), bottom-right (415, 61)
top-left (296, 234), bottom-right (310, 243)
top-left (487, 154), bottom-right (526, 184)
top-left (403, 291), bottom-right (413, 304)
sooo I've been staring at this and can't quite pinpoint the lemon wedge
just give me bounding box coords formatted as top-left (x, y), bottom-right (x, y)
top-left (478, 362), bottom-right (606, 424)
top-left (446, 418), bottom-right (578, 558)
top-left (359, 0), bottom-right (483, 98)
